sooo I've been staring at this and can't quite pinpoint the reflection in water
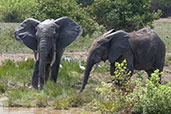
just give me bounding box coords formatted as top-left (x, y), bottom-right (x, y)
top-left (0, 107), bottom-right (99, 114)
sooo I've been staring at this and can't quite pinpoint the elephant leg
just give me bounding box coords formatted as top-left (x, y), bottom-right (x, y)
top-left (45, 64), bottom-right (50, 83)
top-left (145, 69), bottom-right (154, 79)
top-left (110, 62), bottom-right (115, 76)
top-left (51, 49), bottom-right (64, 83)
top-left (125, 56), bottom-right (134, 78)
top-left (31, 60), bottom-right (39, 89)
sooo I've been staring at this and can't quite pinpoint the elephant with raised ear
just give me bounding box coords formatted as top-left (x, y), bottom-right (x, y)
top-left (80, 28), bottom-right (166, 92)
top-left (15, 17), bottom-right (83, 89)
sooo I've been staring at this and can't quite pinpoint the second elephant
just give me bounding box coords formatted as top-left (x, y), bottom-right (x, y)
top-left (80, 28), bottom-right (166, 92)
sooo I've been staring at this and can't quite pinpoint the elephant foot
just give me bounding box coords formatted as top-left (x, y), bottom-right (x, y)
top-left (31, 80), bottom-right (38, 89)
top-left (50, 77), bottom-right (57, 83)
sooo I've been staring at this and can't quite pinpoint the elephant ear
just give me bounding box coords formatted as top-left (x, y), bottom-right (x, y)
top-left (14, 18), bottom-right (40, 50)
top-left (55, 17), bottom-right (83, 48)
top-left (107, 30), bottom-right (131, 63)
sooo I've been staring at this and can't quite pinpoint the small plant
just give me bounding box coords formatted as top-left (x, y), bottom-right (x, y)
top-left (86, 60), bottom-right (132, 114)
top-left (54, 96), bottom-right (70, 110)
top-left (0, 83), bottom-right (8, 94)
top-left (112, 59), bottom-right (132, 86)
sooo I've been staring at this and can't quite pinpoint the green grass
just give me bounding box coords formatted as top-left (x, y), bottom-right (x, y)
top-left (0, 58), bottom-right (106, 108)
top-left (0, 23), bottom-right (32, 54)
top-left (165, 55), bottom-right (171, 65)
top-left (153, 21), bottom-right (171, 52)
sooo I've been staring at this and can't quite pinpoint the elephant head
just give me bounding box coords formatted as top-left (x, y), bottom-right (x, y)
top-left (80, 29), bottom-right (131, 92)
top-left (15, 17), bottom-right (83, 89)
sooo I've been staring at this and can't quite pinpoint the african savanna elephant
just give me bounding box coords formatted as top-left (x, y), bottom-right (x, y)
top-left (15, 17), bottom-right (83, 89)
top-left (80, 28), bottom-right (165, 92)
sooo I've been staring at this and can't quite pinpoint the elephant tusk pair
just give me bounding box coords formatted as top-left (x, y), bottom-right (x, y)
top-left (34, 50), bottom-right (56, 67)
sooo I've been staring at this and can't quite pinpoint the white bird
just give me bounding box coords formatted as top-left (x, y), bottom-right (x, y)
top-left (79, 61), bottom-right (85, 70)
top-left (24, 57), bottom-right (28, 61)
top-left (60, 64), bottom-right (63, 68)
top-left (63, 57), bottom-right (71, 62)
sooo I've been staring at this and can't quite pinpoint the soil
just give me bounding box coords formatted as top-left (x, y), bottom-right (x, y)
top-left (154, 17), bottom-right (171, 23)
top-left (0, 51), bottom-right (88, 65)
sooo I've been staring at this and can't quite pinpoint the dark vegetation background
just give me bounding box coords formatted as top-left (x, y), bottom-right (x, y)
top-left (0, 0), bottom-right (170, 35)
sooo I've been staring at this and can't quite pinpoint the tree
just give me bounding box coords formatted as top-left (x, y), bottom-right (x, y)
top-left (32, 0), bottom-right (96, 36)
top-left (90, 0), bottom-right (161, 32)
top-left (0, 0), bottom-right (36, 22)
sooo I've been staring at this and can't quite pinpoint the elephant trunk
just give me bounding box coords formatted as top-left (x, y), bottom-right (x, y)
top-left (80, 59), bottom-right (94, 92)
top-left (39, 40), bottom-right (48, 89)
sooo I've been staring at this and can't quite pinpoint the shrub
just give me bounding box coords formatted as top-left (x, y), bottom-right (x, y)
top-left (90, 0), bottom-right (161, 32)
top-left (86, 60), bottom-right (171, 114)
top-left (86, 60), bottom-right (132, 114)
top-left (128, 70), bottom-right (171, 114)
top-left (0, 0), bottom-right (36, 22)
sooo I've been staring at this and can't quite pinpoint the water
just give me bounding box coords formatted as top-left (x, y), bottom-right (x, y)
top-left (0, 97), bottom-right (99, 114)
top-left (0, 107), bottom-right (99, 114)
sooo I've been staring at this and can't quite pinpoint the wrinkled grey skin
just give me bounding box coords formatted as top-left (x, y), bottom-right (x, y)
top-left (80, 28), bottom-right (165, 92)
top-left (15, 17), bottom-right (82, 89)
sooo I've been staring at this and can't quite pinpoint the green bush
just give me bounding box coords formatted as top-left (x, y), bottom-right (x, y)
top-left (32, 0), bottom-right (96, 36)
top-left (128, 70), bottom-right (171, 114)
top-left (90, 0), bottom-right (161, 32)
top-left (86, 60), bottom-right (132, 114)
top-left (87, 60), bottom-right (171, 114)
top-left (0, 0), bottom-right (36, 22)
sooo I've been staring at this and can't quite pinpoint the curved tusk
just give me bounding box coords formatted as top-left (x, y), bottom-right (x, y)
top-left (50, 51), bottom-right (56, 67)
top-left (36, 52), bottom-right (39, 61)
top-left (103, 29), bottom-right (115, 36)
top-left (34, 51), bottom-right (39, 61)
top-left (91, 62), bottom-right (99, 72)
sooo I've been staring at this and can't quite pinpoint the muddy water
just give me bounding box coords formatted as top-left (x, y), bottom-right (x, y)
top-left (0, 97), bottom-right (99, 114)
top-left (0, 107), bottom-right (99, 114)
